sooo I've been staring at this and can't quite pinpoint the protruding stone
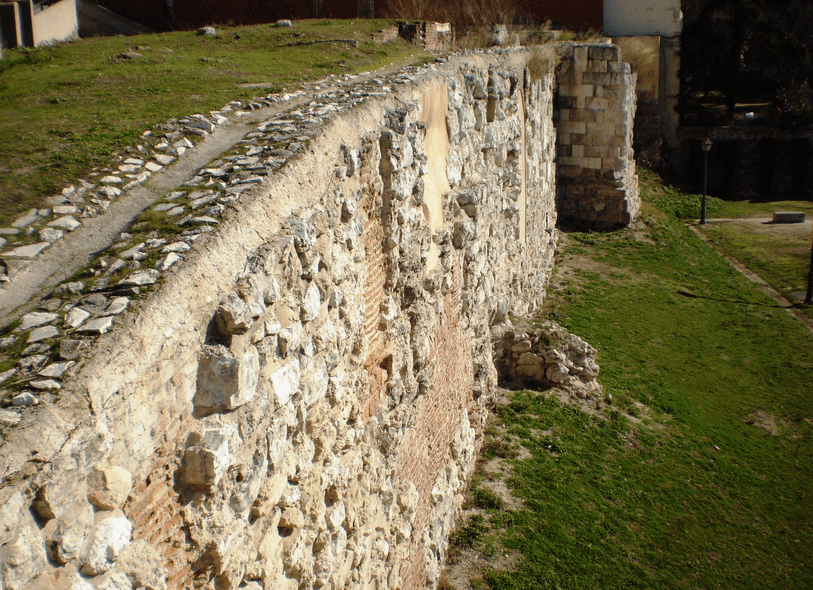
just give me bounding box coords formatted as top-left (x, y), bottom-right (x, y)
top-left (301, 282), bottom-right (321, 321)
top-left (79, 510), bottom-right (133, 576)
top-left (16, 312), bottom-right (58, 331)
top-left (98, 186), bottom-right (122, 198)
top-left (11, 391), bottom-right (39, 406)
top-left (194, 344), bottom-right (259, 412)
top-left (65, 307), bottom-right (91, 329)
top-left (38, 361), bottom-right (75, 378)
top-left (78, 316), bottom-right (115, 335)
top-left (216, 295), bottom-right (252, 335)
top-left (183, 426), bottom-right (236, 488)
top-left (156, 252), bottom-right (182, 271)
top-left (3, 242), bottom-right (50, 259)
top-left (39, 227), bottom-right (65, 242)
top-left (48, 500), bottom-right (94, 564)
top-left (118, 269), bottom-right (159, 287)
top-left (27, 325), bottom-right (60, 343)
top-left (197, 26), bottom-right (217, 36)
top-left (11, 210), bottom-right (39, 228)
top-left (29, 379), bottom-right (61, 390)
top-left (269, 359), bottom-right (300, 406)
top-left (161, 241), bottom-right (191, 253)
top-left (120, 243), bottom-right (144, 259)
top-left (48, 215), bottom-right (81, 231)
top-left (87, 465), bottom-right (133, 510)
top-left (0, 368), bottom-right (16, 383)
top-left (104, 297), bottom-right (130, 315)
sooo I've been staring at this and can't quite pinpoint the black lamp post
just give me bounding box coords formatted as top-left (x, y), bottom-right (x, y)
top-left (700, 137), bottom-right (712, 224)
top-left (806, 227), bottom-right (813, 305)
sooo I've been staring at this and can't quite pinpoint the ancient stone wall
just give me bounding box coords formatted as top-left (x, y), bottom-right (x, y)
top-left (0, 46), bottom-right (636, 590)
top-left (555, 43), bottom-right (640, 229)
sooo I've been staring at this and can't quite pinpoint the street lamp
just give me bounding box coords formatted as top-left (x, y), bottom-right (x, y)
top-left (700, 137), bottom-right (713, 225)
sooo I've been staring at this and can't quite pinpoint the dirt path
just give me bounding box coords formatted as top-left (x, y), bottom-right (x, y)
top-left (0, 59), bottom-right (423, 328)
top-left (688, 222), bottom-right (813, 333)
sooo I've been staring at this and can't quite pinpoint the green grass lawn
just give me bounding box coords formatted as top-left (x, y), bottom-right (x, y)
top-left (0, 19), bottom-right (428, 227)
top-left (454, 169), bottom-right (813, 589)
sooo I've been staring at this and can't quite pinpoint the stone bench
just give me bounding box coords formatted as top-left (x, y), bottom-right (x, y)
top-left (772, 211), bottom-right (806, 223)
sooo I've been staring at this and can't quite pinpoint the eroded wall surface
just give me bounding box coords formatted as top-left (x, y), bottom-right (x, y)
top-left (0, 47), bottom-right (635, 590)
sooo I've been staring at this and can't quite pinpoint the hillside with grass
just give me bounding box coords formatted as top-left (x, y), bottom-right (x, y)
top-left (0, 19), bottom-right (428, 227)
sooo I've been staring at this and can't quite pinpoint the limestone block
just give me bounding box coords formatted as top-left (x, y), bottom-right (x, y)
top-left (79, 510), bottom-right (133, 576)
top-left (16, 312), bottom-right (58, 332)
top-left (301, 282), bottom-right (321, 322)
top-left (0, 519), bottom-right (47, 590)
top-left (182, 425), bottom-right (236, 489)
top-left (48, 500), bottom-right (94, 564)
top-left (194, 344), bottom-right (259, 412)
top-left (90, 569), bottom-right (131, 590)
top-left (114, 539), bottom-right (168, 590)
top-left (216, 295), bottom-right (252, 336)
top-left (268, 358), bottom-right (301, 407)
top-left (87, 465), bottom-right (133, 510)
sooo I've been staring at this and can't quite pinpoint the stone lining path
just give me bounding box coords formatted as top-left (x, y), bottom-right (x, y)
top-left (0, 58), bottom-right (431, 328)
top-left (688, 222), bottom-right (813, 333)
top-left (0, 48), bottom-right (470, 417)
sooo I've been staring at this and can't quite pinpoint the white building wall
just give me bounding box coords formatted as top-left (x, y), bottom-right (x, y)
top-left (604, 0), bottom-right (682, 37)
top-left (32, 0), bottom-right (78, 46)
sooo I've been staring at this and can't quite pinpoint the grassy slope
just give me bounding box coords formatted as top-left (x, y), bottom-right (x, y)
top-left (462, 170), bottom-right (813, 590)
top-left (0, 19), bottom-right (427, 226)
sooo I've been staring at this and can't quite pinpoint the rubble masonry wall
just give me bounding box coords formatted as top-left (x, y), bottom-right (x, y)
top-left (0, 48), bottom-right (635, 590)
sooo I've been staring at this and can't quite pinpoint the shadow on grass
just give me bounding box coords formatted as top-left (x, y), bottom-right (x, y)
top-left (676, 288), bottom-right (785, 307)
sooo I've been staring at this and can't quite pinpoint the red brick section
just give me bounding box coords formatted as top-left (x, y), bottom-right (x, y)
top-left (122, 365), bottom-right (204, 589)
top-left (360, 137), bottom-right (391, 425)
top-left (361, 208), bottom-right (389, 424)
top-left (396, 256), bottom-right (474, 590)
